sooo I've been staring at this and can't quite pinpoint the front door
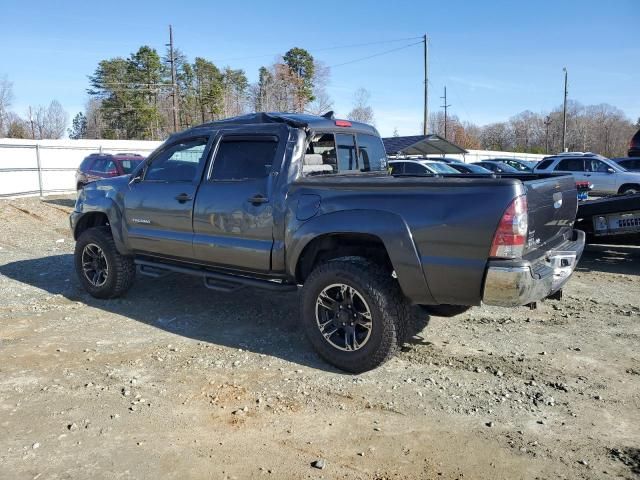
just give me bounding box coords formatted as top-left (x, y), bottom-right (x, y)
top-left (584, 158), bottom-right (616, 194)
top-left (192, 132), bottom-right (281, 272)
top-left (123, 136), bottom-right (212, 259)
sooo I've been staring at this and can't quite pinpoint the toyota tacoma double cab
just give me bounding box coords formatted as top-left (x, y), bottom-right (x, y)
top-left (70, 112), bottom-right (585, 372)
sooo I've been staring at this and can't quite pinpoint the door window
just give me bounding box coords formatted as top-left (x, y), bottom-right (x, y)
top-left (555, 158), bottom-right (585, 172)
top-left (389, 162), bottom-right (404, 174)
top-left (210, 137), bottom-right (278, 181)
top-left (336, 134), bottom-right (358, 173)
top-left (92, 158), bottom-right (117, 174)
top-left (404, 162), bottom-right (427, 174)
top-left (586, 159), bottom-right (610, 172)
top-left (145, 138), bottom-right (209, 183)
top-left (356, 134), bottom-right (387, 172)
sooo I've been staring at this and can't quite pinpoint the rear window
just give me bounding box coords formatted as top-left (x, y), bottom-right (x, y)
top-left (356, 134), bottom-right (387, 172)
top-left (304, 132), bottom-right (387, 176)
top-left (425, 162), bottom-right (458, 174)
top-left (79, 156), bottom-right (99, 171)
top-left (536, 159), bottom-right (554, 170)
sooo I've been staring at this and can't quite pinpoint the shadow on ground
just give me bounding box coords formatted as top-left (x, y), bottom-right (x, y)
top-left (0, 254), bottom-right (430, 373)
top-left (578, 244), bottom-right (640, 276)
top-left (42, 197), bottom-right (76, 208)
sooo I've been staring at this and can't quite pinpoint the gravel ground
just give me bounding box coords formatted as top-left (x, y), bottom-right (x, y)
top-left (0, 195), bottom-right (639, 480)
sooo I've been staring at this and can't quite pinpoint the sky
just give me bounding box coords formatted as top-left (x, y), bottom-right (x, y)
top-left (0, 0), bottom-right (638, 137)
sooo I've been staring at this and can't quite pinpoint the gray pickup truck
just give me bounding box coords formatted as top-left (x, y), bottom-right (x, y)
top-left (70, 112), bottom-right (585, 372)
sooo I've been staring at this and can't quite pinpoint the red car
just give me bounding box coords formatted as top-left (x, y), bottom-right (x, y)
top-left (76, 153), bottom-right (145, 190)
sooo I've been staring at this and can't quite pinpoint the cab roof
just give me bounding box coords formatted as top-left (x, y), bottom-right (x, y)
top-left (177, 112), bottom-right (379, 138)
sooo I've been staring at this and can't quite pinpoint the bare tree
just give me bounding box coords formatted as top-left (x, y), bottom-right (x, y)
top-left (305, 61), bottom-right (333, 115)
top-left (25, 100), bottom-right (68, 139)
top-left (347, 88), bottom-right (374, 124)
top-left (0, 75), bottom-right (14, 136)
top-left (4, 111), bottom-right (28, 138)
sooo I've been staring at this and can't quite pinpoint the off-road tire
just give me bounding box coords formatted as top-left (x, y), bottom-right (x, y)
top-left (300, 257), bottom-right (410, 373)
top-left (74, 226), bottom-right (136, 299)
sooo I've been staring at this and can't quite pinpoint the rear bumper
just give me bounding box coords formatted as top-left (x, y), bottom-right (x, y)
top-left (482, 229), bottom-right (585, 307)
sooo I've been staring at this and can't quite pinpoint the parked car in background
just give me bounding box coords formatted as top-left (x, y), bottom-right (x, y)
top-left (76, 153), bottom-right (145, 190)
top-left (533, 153), bottom-right (640, 195)
top-left (447, 162), bottom-right (493, 174)
top-left (388, 159), bottom-right (460, 175)
top-left (611, 157), bottom-right (640, 172)
top-left (486, 158), bottom-right (538, 172)
top-left (629, 128), bottom-right (640, 157)
top-left (473, 160), bottom-right (520, 174)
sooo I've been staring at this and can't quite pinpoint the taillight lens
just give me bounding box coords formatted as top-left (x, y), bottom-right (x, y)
top-left (490, 195), bottom-right (528, 258)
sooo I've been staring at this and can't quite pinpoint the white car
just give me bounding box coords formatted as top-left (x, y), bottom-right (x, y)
top-left (533, 153), bottom-right (640, 195)
top-left (388, 159), bottom-right (459, 175)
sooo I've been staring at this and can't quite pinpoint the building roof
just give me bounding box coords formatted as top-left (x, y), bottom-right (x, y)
top-left (382, 134), bottom-right (468, 156)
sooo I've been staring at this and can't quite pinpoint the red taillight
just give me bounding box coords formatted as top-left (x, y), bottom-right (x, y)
top-left (335, 120), bottom-right (352, 127)
top-left (490, 195), bottom-right (528, 258)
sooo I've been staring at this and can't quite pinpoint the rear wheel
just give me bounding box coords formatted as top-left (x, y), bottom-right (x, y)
top-left (300, 258), bottom-right (409, 373)
top-left (618, 184), bottom-right (640, 195)
top-left (74, 226), bottom-right (135, 299)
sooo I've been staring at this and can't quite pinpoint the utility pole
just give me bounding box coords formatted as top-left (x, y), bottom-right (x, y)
top-left (423, 33), bottom-right (428, 136)
top-left (440, 86), bottom-right (451, 140)
top-left (168, 25), bottom-right (179, 133)
top-left (561, 67), bottom-right (568, 152)
top-left (543, 115), bottom-right (552, 154)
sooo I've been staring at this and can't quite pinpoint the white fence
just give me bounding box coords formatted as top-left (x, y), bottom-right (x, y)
top-left (0, 139), bottom-right (162, 197)
top-left (0, 138), bottom-right (548, 198)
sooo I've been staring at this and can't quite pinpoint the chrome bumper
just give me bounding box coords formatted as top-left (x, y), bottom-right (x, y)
top-left (482, 230), bottom-right (585, 307)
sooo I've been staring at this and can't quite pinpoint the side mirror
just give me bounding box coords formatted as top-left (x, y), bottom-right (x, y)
top-left (129, 172), bottom-right (143, 185)
top-left (106, 168), bottom-right (118, 177)
top-left (606, 167), bottom-right (615, 174)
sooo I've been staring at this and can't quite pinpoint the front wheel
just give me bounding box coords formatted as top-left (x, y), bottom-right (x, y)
top-left (74, 226), bottom-right (136, 299)
top-left (300, 258), bottom-right (409, 373)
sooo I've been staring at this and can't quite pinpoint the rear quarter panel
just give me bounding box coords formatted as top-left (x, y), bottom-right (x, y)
top-left (287, 177), bottom-right (522, 306)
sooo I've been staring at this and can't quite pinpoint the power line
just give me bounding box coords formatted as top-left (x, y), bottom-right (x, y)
top-left (211, 36), bottom-right (423, 63)
top-left (329, 41), bottom-right (422, 68)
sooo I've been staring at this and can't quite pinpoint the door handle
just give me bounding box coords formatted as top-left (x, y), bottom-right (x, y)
top-left (248, 194), bottom-right (268, 205)
top-left (175, 193), bottom-right (193, 202)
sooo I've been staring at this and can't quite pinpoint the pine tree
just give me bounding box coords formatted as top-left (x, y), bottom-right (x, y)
top-left (68, 112), bottom-right (87, 139)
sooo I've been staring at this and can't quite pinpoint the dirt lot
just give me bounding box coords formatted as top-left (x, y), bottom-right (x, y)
top-left (0, 195), bottom-right (639, 480)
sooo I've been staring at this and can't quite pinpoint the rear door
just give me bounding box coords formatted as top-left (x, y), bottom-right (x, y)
top-left (192, 130), bottom-right (283, 272)
top-left (554, 158), bottom-right (586, 183)
top-left (123, 136), bottom-right (212, 259)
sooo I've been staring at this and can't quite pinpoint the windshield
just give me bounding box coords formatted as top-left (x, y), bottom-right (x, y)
top-left (422, 162), bottom-right (459, 174)
top-left (461, 163), bottom-right (492, 173)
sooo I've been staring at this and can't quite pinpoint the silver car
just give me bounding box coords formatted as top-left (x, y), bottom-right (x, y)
top-left (533, 153), bottom-right (640, 195)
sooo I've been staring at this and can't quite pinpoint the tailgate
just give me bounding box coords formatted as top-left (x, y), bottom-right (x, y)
top-left (523, 174), bottom-right (578, 254)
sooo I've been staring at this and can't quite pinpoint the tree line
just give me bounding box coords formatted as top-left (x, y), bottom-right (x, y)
top-left (0, 75), bottom-right (68, 140)
top-left (1, 42), bottom-right (638, 158)
top-left (427, 101), bottom-right (639, 157)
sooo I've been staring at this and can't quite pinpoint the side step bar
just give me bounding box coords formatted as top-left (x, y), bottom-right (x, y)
top-left (135, 259), bottom-right (298, 293)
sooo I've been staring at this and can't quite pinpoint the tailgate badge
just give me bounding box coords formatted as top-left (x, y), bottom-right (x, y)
top-left (553, 192), bottom-right (563, 209)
